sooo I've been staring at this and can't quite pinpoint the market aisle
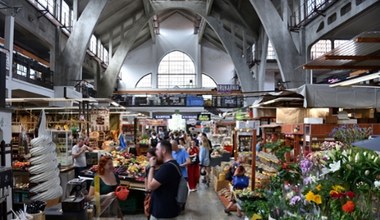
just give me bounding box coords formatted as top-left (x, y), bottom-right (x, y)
top-left (124, 183), bottom-right (243, 220)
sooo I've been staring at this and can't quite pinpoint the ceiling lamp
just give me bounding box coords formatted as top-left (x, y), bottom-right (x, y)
top-left (329, 71), bottom-right (380, 87)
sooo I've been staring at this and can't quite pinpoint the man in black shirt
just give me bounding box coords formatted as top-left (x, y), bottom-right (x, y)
top-left (147, 140), bottom-right (181, 219)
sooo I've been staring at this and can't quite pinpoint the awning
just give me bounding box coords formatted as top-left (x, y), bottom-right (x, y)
top-left (295, 84), bottom-right (380, 108)
top-left (252, 90), bottom-right (304, 108)
top-left (352, 137), bottom-right (380, 151)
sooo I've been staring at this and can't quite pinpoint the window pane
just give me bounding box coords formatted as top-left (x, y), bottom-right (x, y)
top-left (16, 64), bottom-right (27, 77)
top-left (158, 51), bottom-right (196, 88)
top-left (202, 74), bottom-right (217, 88)
top-left (267, 41), bottom-right (276, 60)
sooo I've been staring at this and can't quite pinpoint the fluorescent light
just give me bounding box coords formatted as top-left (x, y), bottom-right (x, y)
top-left (329, 72), bottom-right (380, 87)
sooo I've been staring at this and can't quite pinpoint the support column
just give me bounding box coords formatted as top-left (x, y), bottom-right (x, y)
top-left (249, 0), bottom-right (305, 89)
top-left (258, 31), bottom-right (268, 91)
top-left (4, 15), bottom-right (14, 79)
top-left (151, 43), bottom-right (158, 88)
top-left (196, 43), bottom-right (202, 88)
top-left (108, 31), bottom-right (113, 64)
top-left (72, 0), bottom-right (78, 27)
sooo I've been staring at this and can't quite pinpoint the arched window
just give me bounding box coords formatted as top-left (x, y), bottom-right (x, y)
top-left (158, 51), bottom-right (196, 88)
top-left (135, 73), bottom-right (152, 88)
top-left (202, 74), bottom-right (217, 88)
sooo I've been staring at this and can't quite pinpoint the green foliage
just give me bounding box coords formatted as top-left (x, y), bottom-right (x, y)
top-left (330, 125), bottom-right (372, 146)
top-left (241, 198), bottom-right (269, 219)
top-left (263, 139), bottom-right (293, 162)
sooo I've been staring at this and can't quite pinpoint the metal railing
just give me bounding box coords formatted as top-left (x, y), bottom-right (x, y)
top-left (289, 0), bottom-right (339, 31)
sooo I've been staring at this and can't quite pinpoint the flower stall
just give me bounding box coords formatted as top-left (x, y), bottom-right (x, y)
top-left (240, 125), bottom-right (380, 220)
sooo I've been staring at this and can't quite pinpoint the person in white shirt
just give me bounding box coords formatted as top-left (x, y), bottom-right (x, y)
top-left (72, 137), bottom-right (92, 177)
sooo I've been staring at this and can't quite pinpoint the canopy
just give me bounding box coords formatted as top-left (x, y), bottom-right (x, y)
top-left (352, 137), bottom-right (380, 151)
top-left (295, 84), bottom-right (380, 108)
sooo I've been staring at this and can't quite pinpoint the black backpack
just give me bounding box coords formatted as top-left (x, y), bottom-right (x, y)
top-left (151, 137), bottom-right (158, 147)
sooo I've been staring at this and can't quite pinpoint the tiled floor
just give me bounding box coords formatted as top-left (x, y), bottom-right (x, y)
top-left (124, 183), bottom-right (244, 220)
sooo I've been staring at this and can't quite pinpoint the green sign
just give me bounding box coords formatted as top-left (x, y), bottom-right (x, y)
top-left (197, 114), bottom-right (211, 121)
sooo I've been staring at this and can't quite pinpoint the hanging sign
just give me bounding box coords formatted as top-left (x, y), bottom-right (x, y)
top-left (182, 115), bottom-right (197, 120)
top-left (154, 115), bottom-right (172, 119)
top-left (197, 114), bottom-right (211, 121)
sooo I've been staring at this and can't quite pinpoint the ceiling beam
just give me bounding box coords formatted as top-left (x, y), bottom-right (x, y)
top-left (203, 34), bottom-right (225, 52)
top-left (303, 65), bottom-right (380, 70)
top-left (218, 0), bottom-right (255, 37)
top-left (96, 8), bottom-right (142, 36)
top-left (324, 55), bottom-right (380, 60)
top-left (143, 0), bottom-right (155, 43)
top-left (199, 0), bottom-right (214, 43)
top-left (198, 19), bottom-right (207, 42)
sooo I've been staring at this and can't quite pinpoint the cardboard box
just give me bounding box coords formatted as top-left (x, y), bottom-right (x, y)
top-left (325, 116), bottom-right (337, 124)
top-left (214, 179), bottom-right (229, 191)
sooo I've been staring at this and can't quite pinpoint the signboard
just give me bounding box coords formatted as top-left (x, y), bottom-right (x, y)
top-left (182, 115), bottom-right (198, 120)
top-left (197, 114), bottom-right (211, 121)
top-left (154, 115), bottom-right (172, 119)
top-left (217, 84), bottom-right (240, 93)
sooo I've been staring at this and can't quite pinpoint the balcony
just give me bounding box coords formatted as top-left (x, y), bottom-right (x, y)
top-left (112, 94), bottom-right (244, 109)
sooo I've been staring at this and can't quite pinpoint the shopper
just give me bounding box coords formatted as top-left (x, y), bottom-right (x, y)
top-left (178, 137), bottom-right (188, 150)
top-left (187, 140), bottom-right (200, 191)
top-left (224, 165), bottom-right (249, 217)
top-left (199, 135), bottom-right (211, 186)
top-left (149, 132), bottom-right (160, 148)
top-left (171, 139), bottom-right (190, 179)
top-left (144, 148), bottom-right (157, 219)
top-left (225, 155), bottom-right (245, 182)
top-left (72, 138), bottom-right (92, 178)
top-left (147, 140), bottom-right (181, 219)
top-left (86, 155), bottom-right (121, 217)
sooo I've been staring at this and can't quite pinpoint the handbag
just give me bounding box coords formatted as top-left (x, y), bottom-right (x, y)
top-left (232, 175), bottom-right (249, 189)
top-left (190, 155), bottom-right (199, 164)
top-left (115, 186), bottom-right (129, 201)
top-left (144, 193), bottom-right (151, 217)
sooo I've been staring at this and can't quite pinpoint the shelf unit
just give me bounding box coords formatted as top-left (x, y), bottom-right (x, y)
top-left (51, 130), bottom-right (73, 166)
top-left (12, 169), bottom-right (34, 209)
top-left (121, 123), bottom-right (134, 144)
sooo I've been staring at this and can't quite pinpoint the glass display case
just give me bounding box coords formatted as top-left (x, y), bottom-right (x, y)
top-left (51, 130), bottom-right (73, 166)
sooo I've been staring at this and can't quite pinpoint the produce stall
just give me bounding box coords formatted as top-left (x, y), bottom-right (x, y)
top-left (80, 151), bottom-right (148, 191)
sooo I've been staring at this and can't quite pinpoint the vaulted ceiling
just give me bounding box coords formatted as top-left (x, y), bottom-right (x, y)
top-left (73, 0), bottom-right (261, 56)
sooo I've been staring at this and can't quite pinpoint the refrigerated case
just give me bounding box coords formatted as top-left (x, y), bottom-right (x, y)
top-left (52, 130), bottom-right (73, 166)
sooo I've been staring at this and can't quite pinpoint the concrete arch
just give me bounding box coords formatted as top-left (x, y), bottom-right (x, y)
top-left (98, 1), bottom-right (255, 97)
top-left (55, 0), bottom-right (108, 87)
top-left (248, 0), bottom-right (306, 89)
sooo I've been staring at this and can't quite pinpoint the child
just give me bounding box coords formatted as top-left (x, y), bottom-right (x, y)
top-left (224, 165), bottom-right (249, 217)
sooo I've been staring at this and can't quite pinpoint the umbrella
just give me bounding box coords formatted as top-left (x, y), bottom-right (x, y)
top-left (352, 137), bottom-right (380, 151)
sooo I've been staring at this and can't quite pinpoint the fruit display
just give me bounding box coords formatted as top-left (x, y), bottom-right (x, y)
top-left (12, 161), bottom-right (30, 169)
top-left (88, 151), bottom-right (149, 182)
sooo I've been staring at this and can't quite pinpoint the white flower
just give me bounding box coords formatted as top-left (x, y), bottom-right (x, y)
top-left (329, 160), bottom-right (341, 173)
top-left (374, 180), bottom-right (380, 188)
top-left (320, 160), bottom-right (341, 177)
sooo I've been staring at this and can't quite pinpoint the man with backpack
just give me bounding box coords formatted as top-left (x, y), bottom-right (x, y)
top-left (147, 140), bottom-right (182, 219)
top-left (149, 132), bottom-right (160, 148)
